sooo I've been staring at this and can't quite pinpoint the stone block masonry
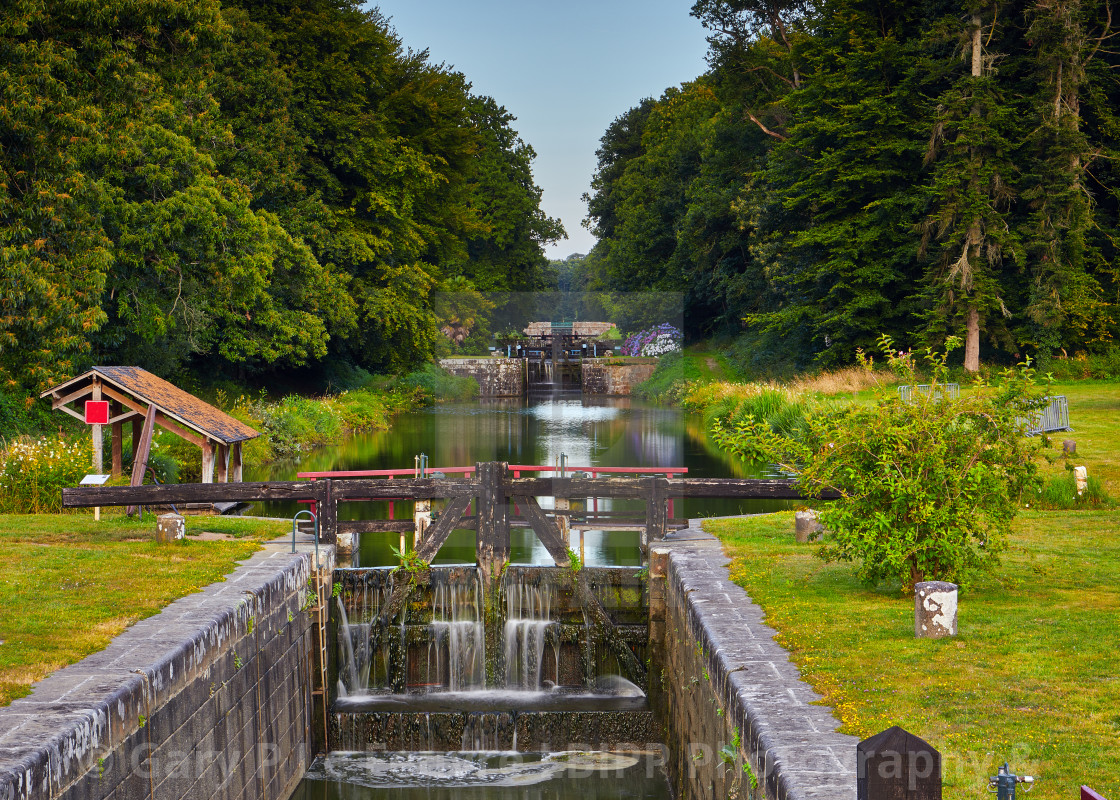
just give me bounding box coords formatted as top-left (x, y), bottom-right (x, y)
top-left (0, 541), bottom-right (332, 800)
top-left (650, 525), bottom-right (857, 800)
top-left (581, 358), bottom-right (657, 396)
top-left (438, 358), bottom-right (524, 397)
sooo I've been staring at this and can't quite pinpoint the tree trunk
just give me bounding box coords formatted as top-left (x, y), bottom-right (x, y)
top-left (971, 15), bottom-right (983, 78)
top-left (964, 306), bottom-right (980, 373)
top-left (963, 15), bottom-right (984, 375)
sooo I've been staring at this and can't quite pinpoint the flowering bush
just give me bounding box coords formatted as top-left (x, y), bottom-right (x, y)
top-left (0, 435), bottom-right (93, 513)
top-left (622, 323), bottom-right (683, 357)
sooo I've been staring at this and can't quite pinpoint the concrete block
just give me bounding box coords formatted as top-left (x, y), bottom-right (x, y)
top-left (155, 514), bottom-right (185, 544)
top-left (914, 581), bottom-right (958, 638)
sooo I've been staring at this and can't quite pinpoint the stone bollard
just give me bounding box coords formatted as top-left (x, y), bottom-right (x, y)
top-left (1062, 438), bottom-right (1077, 456)
top-left (915, 581), bottom-right (958, 638)
top-left (795, 510), bottom-right (824, 543)
top-left (156, 513), bottom-right (185, 544)
top-left (1074, 465), bottom-right (1088, 495)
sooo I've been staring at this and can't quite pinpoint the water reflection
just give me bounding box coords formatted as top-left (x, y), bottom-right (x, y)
top-left (247, 392), bottom-right (790, 566)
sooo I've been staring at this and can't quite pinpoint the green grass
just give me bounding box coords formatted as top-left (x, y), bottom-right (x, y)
top-left (0, 511), bottom-right (286, 706)
top-left (1040, 381), bottom-right (1120, 496)
top-left (707, 509), bottom-right (1120, 799)
top-left (634, 349), bottom-right (729, 401)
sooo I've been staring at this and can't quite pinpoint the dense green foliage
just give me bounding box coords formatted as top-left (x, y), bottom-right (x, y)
top-left (0, 0), bottom-right (562, 401)
top-left (711, 338), bottom-right (1050, 588)
top-left (583, 0), bottom-right (1120, 374)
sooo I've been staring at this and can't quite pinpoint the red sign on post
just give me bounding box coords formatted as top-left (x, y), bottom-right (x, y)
top-left (84, 400), bottom-right (110, 425)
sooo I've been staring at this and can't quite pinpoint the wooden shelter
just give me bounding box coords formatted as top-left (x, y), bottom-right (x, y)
top-left (41, 367), bottom-right (259, 485)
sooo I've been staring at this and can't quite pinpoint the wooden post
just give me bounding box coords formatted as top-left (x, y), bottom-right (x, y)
top-left (643, 476), bottom-right (669, 556)
top-left (414, 499), bottom-right (431, 547)
top-left (216, 443), bottom-right (229, 483)
top-left (91, 380), bottom-right (103, 474)
top-left (476, 462), bottom-right (510, 588)
top-left (318, 480), bottom-right (336, 545)
top-left (230, 441), bottom-right (243, 482)
top-left (131, 417), bottom-right (142, 460)
top-left (110, 401), bottom-right (123, 478)
top-left (201, 440), bottom-right (215, 484)
top-left (126, 404), bottom-right (157, 516)
top-left (857, 726), bottom-right (941, 799)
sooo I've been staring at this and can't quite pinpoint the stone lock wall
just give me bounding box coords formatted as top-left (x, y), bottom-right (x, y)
top-left (580, 358), bottom-right (657, 396)
top-left (438, 358), bottom-right (524, 397)
top-left (649, 529), bottom-right (858, 800)
top-left (0, 545), bottom-right (330, 800)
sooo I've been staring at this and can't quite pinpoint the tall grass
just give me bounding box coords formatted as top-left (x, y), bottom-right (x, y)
top-left (683, 381), bottom-right (815, 457)
top-left (786, 366), bottom-right (893, 395)
top-left (0, 435), bottom-right (92, 513)
top-left (1030, 473), bottom-right (1114, 510)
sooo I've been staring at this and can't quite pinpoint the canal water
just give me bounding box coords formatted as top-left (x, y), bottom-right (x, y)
top-left (291, 751), bottom-right (672, 799)
top-left (247, 390), bottom-right (789, 567)
top-left (273, 391), bottom-right (768, 798)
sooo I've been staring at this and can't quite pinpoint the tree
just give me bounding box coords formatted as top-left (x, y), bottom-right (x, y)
top-left (920, 6), bottom-right (1025, 372)
top-left (461, 96), bottom-right (565, 292)
top-left (0, 1), bottom-right (110, 391)
top-left (744, 0), bottom-right (957, 363)
top-left (1015, 0), bottom-right (1102, 357)
top-left (712, 336), bottom-right (1049, 589)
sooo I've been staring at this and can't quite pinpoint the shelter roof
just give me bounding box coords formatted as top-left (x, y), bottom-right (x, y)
top-left (41, 367), bottom-right (258, 445)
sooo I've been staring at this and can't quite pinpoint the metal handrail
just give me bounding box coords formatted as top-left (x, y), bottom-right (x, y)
top-left (291, 509), bottom-right (319, 566)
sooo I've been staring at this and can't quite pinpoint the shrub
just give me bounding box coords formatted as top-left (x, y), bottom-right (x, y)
top-left (711, 336), bottom-right (1051, 590)
top-left (400, 364), bottom-right (478, 402)
top-left (1035, 346), bottom-right (1120, 380)
top-left (622, 323), bottom-right (683, 357)
top-left (333, 389), bottom-right (390, 431)
top-left (0, 435), bottom-right (92, 513)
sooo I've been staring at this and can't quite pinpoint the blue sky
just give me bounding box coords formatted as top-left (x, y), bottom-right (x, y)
top-left (367, 1), bottom-right (712, 259)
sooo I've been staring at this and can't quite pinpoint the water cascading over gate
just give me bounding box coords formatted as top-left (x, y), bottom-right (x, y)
top-left (329, 564), bottom-right (655, 752)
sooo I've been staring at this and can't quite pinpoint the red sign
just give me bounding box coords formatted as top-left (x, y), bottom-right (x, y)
top-left (84, 400), bottom-right (110, 425)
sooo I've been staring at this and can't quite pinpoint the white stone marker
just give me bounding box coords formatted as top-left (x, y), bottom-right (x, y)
top-left (156, 513), bottom-right (186, 543)
top-left (1074, 465), bottom-right (1088, 496)
top-left (794, 510), bottom-right (824, 543)
top-left (914, 581), bottom-right (958, 638)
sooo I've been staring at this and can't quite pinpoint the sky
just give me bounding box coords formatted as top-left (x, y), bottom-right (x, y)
top-left (366, 0), bottom-right (712, 260)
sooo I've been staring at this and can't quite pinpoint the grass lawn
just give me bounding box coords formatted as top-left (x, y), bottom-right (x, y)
top-left (707, 509), bottom-right (1120, 799)
top-left (1041, 381), bottom-right (1120, 495)
top-left (0, 511), bottom-right (287, 707)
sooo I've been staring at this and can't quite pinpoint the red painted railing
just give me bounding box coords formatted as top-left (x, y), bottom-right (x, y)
top-left (295, 464), bottom-right (689, 519)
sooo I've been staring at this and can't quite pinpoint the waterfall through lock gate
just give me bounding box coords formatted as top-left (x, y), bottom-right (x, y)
top-left (336, 569), bottom-right (395, 697)
top-left (429, 570), bottom-right (486, 691)
top-left (328, 565), bottom-right (660, 757)
top-left (503, 577), bottom-right (558, 691)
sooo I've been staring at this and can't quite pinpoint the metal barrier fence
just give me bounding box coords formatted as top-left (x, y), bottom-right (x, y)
top-left (1020, 395), bottom-right (1071, 435)
top-left (898, 383), bottom-right (960, 402)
